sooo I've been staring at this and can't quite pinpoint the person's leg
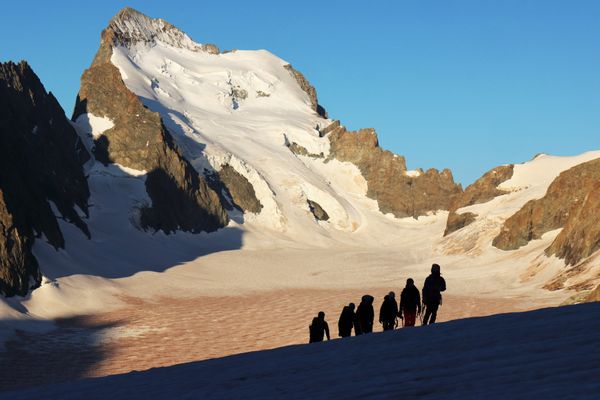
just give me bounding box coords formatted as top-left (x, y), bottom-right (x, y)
top-left (405, 310), bottom-right (416, 327)
top-left (423, 306), bottom-right (432, 325)
top-left (429, 303), bottom-right (440, 324)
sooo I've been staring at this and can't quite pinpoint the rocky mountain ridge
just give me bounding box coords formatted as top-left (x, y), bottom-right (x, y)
top-left (1, 7), bottom-right (599, 303)
top-left (325, 122), bottom-right (462, 218)
top-left (0, 61), bottom-right (90, 296)
top-left (73, 10), bottom-right (229, 234)
top-left (492, 158), bottom-right (600, 265)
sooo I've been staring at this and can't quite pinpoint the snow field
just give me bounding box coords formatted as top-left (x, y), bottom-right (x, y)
top-left (4, 302), bottom-right (599, 399)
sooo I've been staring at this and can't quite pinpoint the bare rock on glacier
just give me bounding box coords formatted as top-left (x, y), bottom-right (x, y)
top-left (444, 165), bottom-right (514, 235)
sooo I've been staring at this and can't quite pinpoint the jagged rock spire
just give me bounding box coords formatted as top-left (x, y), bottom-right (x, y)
top-left (107, 7), bottom-right (219, 53)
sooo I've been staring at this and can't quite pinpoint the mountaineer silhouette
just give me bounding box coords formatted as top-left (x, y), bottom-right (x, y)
top-left (379, 291), bottom-right (399, 331)
top-left (356, 295), bottom-right (375, 334)
top-left (422, 264), bottom-right (446, 325)
top-left (309, 311), bottom-right (330, 343)
top-left (338, 303), bottom-right (355, 337)
top-left (400, 278), bottom-right (421, 327)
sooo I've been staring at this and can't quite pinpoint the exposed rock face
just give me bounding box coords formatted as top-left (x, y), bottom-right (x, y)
top-left (73, 9), bottom-right (228, 234)
top-left (308, 200), bottom-right (329, 221)
top-left (283, 64), bottom-right (327, 118)
top-left (318, 120), bottom-right (340, 137)
top-left (218, 165), bottom-right (262, 214)
top-left (327, 123), bottom-right (462, 218)
top-left (0, 61), bottom-right (90, 296)
top-left (586, 284), bottom-right (600, 302)
top-left (546, 185), bottom-right (600, 265)
top-left (107, 7), bottom-right (219, 53)
top-left (493, 158), bottom-right (600, 265)
top-left (284, 135), bottom-right (324, 159)
top-left (444, 165), bottom-right (514, 235)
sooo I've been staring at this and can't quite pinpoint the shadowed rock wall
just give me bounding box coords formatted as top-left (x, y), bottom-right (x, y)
top-left (0, 61), bottom-right (90, 296)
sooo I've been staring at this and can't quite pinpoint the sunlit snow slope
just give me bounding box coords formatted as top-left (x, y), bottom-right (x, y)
top-left (110, 40), bottom-right (375, 241)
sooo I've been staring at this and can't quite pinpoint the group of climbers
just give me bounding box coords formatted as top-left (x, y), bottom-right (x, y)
top-left (309, 264), bottom-right (446, 342)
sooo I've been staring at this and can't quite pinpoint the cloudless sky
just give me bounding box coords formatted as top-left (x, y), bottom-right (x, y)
top-left (1, 0), bottom-right (599, 185)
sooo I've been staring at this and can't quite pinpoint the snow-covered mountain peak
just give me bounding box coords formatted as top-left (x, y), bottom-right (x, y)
top-left (108, 7), bottom-right (219, 54)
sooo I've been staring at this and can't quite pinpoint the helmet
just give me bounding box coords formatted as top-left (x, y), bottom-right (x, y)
top-left (407, 278), bottom-right (414, 286)
top-left (388, 291), bottom-right (395, 299)
top-left (431, 263), bottom-right (441, 274)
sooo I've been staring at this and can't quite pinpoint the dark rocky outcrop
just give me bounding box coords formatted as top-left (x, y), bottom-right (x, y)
top-left (326, 123), bottom-right (462, 218)
top-left (283, 64), bottom-right (327, 118)
top-left (73, 8), bottom-right (228, 234)
top-left (285, 137), bottom-right (324, 159)
top-left (444, 165), bottom-right (514, 235)
top-left (493, 158), bottom-right (600, 265)
top-left (0, 61), bottom-right (90, 296)
top-left (308, 200), bottom-right (329, 221)
top-left (217, 165), bottom-right (262, 214)
top-left (287, 142), bottom-right (323, 158)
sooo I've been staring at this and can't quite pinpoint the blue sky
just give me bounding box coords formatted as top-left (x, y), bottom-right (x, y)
top-left (2, 0), bottom-right (599, 185)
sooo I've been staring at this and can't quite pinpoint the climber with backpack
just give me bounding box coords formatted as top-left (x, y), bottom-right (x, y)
top-left (356, 294), bottom-right (375, 333)
top-left (309, 311), bottom-right (331, 343)
top-left (399, 278), bottom-right (421, 327)
top-left (379, 292), bottom-right (399, 331)
top-left (422, 263), bottom-right (446, 325)
top-left (338, 303), bottom-right (356, 337)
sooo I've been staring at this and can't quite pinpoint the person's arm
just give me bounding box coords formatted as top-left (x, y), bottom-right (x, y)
top-left (417, 290), bottom-right (422, 313)
top-left (325, 322), bottom-right (330, 340)
top-left (440, 277), bottom-right (446, 292)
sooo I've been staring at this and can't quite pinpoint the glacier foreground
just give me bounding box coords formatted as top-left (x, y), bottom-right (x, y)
top-left (3, 302), bottom-right (599, 400)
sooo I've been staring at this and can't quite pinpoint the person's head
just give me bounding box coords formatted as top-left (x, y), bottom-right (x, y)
top-left (348, 303), bottom-right (355, 311)
top-left (406, 278), bottom-right (414, 287)
top-left (388, 291), bottom-right (395, 299)
top-left (431, 263), bottom-right (441, 275)
top-left (318, 311), bottom-right (325, 319)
